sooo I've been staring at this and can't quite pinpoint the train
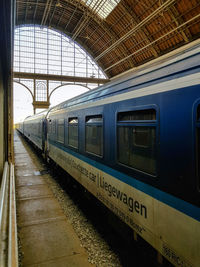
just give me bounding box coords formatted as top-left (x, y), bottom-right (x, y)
top-left (16, 41), bottom-right (200, 267)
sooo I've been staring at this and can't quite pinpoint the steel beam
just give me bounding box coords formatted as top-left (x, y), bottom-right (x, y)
top-left (14, 72), bottom-right (109, 84)
top-left (32, 100), bottom-right (50, 111)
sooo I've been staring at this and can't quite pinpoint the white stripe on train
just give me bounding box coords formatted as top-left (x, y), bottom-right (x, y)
top-left (51, 72), bottom-right (200, 115)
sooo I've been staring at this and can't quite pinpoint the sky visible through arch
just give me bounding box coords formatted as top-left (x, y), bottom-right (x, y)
top-left (14, 83), bottom-right (89, 123)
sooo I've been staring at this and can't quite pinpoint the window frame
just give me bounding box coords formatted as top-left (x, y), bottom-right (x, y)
top-left (68, 117), bottom-right (79, 149)
top-left (57, 118), bottom-right (65, 144)
top-left (47, 118), bottom-right (56, 142)
top-left (115, 105), bottom-right (159, 177)
top-left (52, 119), bottom-right (56, 135)
top-left (85, 114), bottom-right (104, 158)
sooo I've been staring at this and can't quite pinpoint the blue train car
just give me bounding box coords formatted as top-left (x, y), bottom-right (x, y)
top-left (21, 41), bottom-right (200, 267)
top-left (23, 110), bottom-right (48, 151)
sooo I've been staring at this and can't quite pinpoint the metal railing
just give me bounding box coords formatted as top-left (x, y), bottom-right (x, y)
top-left (0, 162), bottom-right (18, 267)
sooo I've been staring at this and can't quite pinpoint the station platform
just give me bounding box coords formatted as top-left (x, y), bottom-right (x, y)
top-left (14, 131), bottom-right (92, 267)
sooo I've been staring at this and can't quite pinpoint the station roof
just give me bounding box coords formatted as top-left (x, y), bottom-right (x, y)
top-left (16, 0), bottom-right (200, 78)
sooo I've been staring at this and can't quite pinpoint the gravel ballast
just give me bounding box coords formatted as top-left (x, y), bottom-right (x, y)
top-left (44, 168), bottom-right (122, 267)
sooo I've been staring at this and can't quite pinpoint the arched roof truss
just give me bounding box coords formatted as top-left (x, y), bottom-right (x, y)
top-left (16, 0), bottom-right (200, 78)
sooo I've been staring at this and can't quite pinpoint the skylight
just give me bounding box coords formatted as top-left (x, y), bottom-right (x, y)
top-left (83, 0), bottom-right (120, 19)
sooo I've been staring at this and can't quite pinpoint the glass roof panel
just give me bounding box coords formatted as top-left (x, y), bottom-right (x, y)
top-left (83, 0), bottom-right (120, 19)
top-left (14, 25), bottom-right (107, 79)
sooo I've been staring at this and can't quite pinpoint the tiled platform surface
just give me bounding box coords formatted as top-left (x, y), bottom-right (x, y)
top-left (14, 131), bottom-right (92, 267)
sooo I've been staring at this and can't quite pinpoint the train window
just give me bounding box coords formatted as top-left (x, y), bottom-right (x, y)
top-left (85, 115), bottom-right (103, 156)
top-left (68, 117), bottom-right (78, 148)
top-left (57, 119), bottom-right (64, 143)
top-left (52, 120), bottom-right (56, 134)
top-left (118, 109), bottom-right (156, 121)
top-left (117, 109), bottom-right (157, 175)
top-left (133, 127), bottom-right (154, 148)
top-left (86, 117), bottom-right (103, 123)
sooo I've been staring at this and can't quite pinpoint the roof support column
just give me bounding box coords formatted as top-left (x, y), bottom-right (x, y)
top-left (33, 78), bottom-right (36, 114)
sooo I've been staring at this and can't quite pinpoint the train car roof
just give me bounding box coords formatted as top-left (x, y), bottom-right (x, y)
top-left (24, 109), bottom-right (50, 122)
top-left (49, 40), bottom-right (200, 113)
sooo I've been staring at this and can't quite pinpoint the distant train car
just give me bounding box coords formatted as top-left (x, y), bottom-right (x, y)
top-left (18, 42), bottom-right (200, 267)
top-left (23, 111), bottom-right (48, 151)
top-left (15, 121), bottom-right (24, 134)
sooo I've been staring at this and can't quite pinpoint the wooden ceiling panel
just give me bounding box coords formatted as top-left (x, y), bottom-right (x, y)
top-left (16, 0), bottom-right (200, 78)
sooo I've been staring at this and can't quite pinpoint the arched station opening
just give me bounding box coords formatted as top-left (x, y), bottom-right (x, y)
top-left (13, 25), bottom-right (108, 122)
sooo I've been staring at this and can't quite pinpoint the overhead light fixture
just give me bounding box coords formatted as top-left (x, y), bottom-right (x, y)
top-left (56, 0), bottom-right (62, 7)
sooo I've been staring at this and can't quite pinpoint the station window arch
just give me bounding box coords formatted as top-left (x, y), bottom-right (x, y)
top-left (14, 25), bottom-right (107, 121)
top-left (14, 25), bottom-right (106, 80)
